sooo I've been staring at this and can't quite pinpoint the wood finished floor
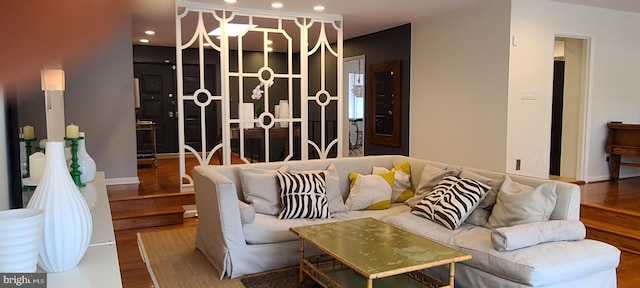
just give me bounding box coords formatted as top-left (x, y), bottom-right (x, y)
top-left (110, 159), bottom-right (640, 288)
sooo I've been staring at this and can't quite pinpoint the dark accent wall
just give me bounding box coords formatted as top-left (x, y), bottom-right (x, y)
top-left (345, 24), bottom-right (411, 156)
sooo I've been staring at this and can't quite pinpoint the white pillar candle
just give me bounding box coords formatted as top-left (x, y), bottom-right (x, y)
top-left (65, 124), bottom-right (79, 138)
top-left (278, 100), bottom-right (289, 128)
top-left (274, 105), bottom-right (280, 128)
top-left (23, 125), bottom-right (34, 139)
top-left (239, 103), bottom-right (254, 130)
top-left (29, 152), bottom-right (46, 182)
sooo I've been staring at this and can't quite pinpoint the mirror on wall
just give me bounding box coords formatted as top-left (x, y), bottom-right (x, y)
top-left (367, 60), bottom-right (401, 147)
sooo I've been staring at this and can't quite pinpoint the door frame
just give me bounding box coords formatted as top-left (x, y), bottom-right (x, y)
top-left (552, 34), bottom-right (592, 182)
top-left (342, 55), bottom-right (366, 156)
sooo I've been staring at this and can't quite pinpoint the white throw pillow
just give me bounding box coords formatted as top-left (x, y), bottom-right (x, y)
top-left (372, 162), bottom-right (413, 203)
top-left (345, 172), bottom-right (393, 210)
top-left (239, 165), bottom-right (289, 215)
top-left (491, 220), bottom-right (586, 251)
top-left (486, 176), bottom-right (557, 228)
top-left (276, 171), bottom-right (330, 219)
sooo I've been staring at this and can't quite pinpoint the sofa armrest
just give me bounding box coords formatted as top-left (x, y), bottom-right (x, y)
top-left (194, 166), bottom-right (247, 249)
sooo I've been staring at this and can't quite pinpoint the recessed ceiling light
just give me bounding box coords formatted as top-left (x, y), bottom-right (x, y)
top-left (203, 43), bottom-right (211, 47)
top-left (224, 0), bottom-right (237, 3)
top-left (140, 39), bottom-right (150, 43)
top-left (313, 5), bottom-right (325, 11)
top-left (267, 47), bottom-right (274, 52)
top-left (266, 40), bottom-right (273, 45)
top-left (271, 2), bottom-right (283, 8)
top-left (144, 30), bottom-right (155, 35)
top-left (208, 23), bottom-right (257, 37)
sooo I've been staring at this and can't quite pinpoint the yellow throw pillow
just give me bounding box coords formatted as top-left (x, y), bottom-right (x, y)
top-left (372, 162), bottom-right (414, 203)
top-left (346, 171), bottom-right (394, 210)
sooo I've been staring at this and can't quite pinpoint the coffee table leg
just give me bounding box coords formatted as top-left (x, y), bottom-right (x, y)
top-left (449, 262), bottom-right (456, 288)
top-left (367, 278), bottom-right (373, 288)
top-left (299, 238), bottom-right (304, 283)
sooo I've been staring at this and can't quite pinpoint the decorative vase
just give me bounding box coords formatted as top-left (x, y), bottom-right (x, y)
top-left (0, 208), bottom-right (44, 273)
top-left (77, 132), bottom-right (97, 183)
top-left (278, 100), bottom-right (289, 128)
top-left (27, 141), bottom-right (93, 273)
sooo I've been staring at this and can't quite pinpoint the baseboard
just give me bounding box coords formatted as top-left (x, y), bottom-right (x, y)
top-left (183, 204), bottom-right (197, 218)
top-left (106, 177), bottom-right (140, 185)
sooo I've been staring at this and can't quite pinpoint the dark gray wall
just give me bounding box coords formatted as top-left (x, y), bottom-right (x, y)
top-left (345, 24), bottom-right (411, 156)
top-left (17, 20), bottom-right (137, 182)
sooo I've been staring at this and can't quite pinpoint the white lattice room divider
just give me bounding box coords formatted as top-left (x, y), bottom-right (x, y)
top-left (176, 1), bottom-right (344, 191)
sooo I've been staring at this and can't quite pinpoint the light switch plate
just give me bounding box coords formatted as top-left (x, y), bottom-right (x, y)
top-left (522, 90), bottom-right (537, 100)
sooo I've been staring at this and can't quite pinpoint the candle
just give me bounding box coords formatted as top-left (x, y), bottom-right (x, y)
top-left (23, 125), bottom-right (34, 139)
top-left (66, 124), bottom-right (79, 138)
top-left (29, 152), bottom-right (46, 182)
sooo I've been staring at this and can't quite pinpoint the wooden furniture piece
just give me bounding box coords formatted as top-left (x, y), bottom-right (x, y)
top-left (22, 172), bottom-right (122, 287)
top-left (368, 60), bottom-right (401, 147)
top-left (606, 122), bottom-right (640, 180)
top-left (218, 127), bottom-right (300, 163)
top-left (290, 218), bottom-right (470, 288)
top-left (136, 120), bottom-right (157, 167)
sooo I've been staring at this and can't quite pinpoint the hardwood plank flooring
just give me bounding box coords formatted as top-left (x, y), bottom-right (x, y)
top-left (111, 160), bottom-right (640, 288)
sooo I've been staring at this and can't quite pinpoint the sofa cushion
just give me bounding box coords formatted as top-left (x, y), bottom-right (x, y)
top-left (345, 172), bottom-right (394, 210)
top-left (276, 171), bottom-right (330, 220)
top-left (372, 162), bottom-right (414, 203)
top-left (491, 220), bottom-right (586, 251)
top-left (243, 204), bottom-right (409, 244)
top-left (487, 176), bottom-right (557, 228)
top-left (239, 165), bottom-right (289, 215)
top-left (411, 176), bottom-right (491, 230)
top-left (406, 164), bottom-right (460, 207)
top-left (243, 214), bottom-right (341, 244)
top-left (384, 212), bottom-right (621, 287)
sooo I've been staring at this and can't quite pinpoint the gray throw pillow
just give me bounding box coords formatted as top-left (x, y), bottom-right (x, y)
top-left (239, 165), bottom-right (289, 215)
top-left (491, 220), bottom-right (586, 251)
top-left (486, 176), bottom-right (557, 228)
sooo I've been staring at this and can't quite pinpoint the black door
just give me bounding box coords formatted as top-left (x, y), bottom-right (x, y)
top-left (550, 60), bottom-right (565, 176)
top-left (134, 63), bottom-right (177, 153)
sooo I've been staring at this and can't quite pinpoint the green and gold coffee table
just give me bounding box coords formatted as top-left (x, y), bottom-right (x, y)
top-left (290, 218), bottom-right (470, 288)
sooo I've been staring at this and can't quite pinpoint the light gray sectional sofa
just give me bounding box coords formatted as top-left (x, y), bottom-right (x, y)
top-left (192, 155), bottom-right (620, 287)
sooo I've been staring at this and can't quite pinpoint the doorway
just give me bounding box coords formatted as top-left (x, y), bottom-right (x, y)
top-left (343, 56), bottom-right (365, 157)
top-left (550, 37), bottom-right (589, 180)
top-left (134, 63), bottom-right (178, 153)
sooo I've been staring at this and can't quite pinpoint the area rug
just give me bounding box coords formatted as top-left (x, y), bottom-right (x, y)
top-left (137, 226), bottom-right (320, 288)
top-left (240, 267), bottom-right (321, 288)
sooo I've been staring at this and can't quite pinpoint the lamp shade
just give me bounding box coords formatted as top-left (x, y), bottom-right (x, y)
top-left (41, 69), bottom-right (65, 91)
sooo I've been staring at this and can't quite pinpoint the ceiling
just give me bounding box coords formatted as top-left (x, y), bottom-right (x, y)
top-left (131, 0), bottom-right (640, 48)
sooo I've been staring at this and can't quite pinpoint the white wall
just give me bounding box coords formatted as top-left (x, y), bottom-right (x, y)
top-left (508, 0), bottom-right (640, 181)
top-left (410, 0), bottom-right (511, 171)
top-left (0, 88), bottom-right (8, 211)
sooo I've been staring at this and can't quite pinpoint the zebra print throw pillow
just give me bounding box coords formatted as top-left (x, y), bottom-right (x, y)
top-left (276, 171), bottom-right (330, 220)
top-left (411, 175), bottom-right (491, 230)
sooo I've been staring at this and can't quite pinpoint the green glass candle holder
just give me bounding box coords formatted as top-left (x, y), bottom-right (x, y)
top-left (65, 137), bottom-right (86, 187)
